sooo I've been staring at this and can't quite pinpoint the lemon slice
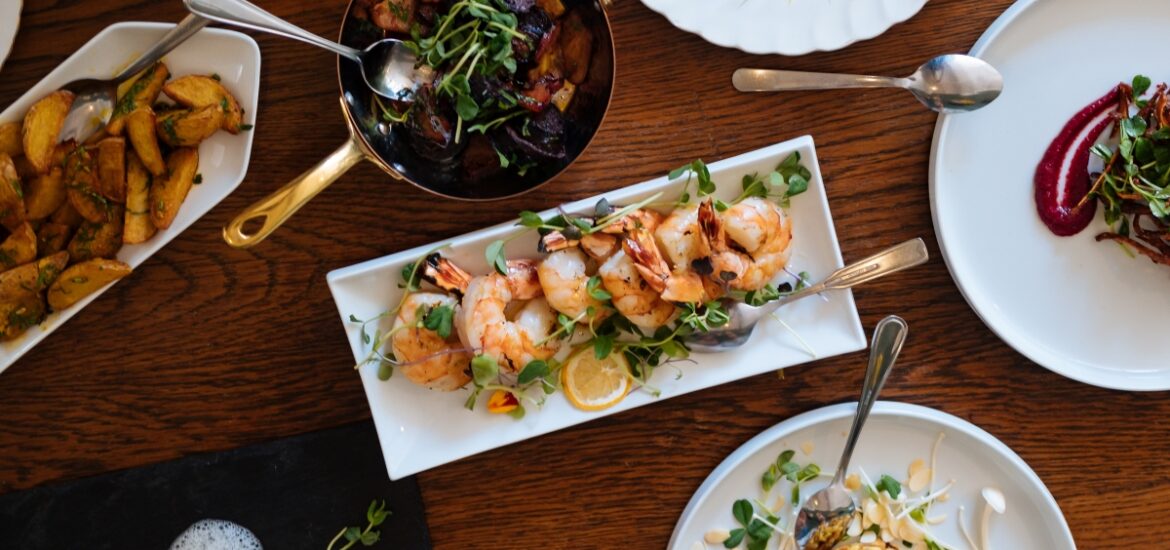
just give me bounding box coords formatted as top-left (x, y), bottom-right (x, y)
top-left (561, 348), bottom-right (631, 411)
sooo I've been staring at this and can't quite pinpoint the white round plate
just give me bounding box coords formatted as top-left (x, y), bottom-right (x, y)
top-left (0, 0), bottom-right (21, 71)
top-left (669, 402), bottom-right (1074, 550)
top-left (640, 0), bottom-right (926, 56)
top-left (930, 0), bottom-right (1170, 391)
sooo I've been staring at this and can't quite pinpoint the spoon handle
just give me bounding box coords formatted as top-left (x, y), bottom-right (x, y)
top-left (773, 238), bottom-right (929, 309)
top-left (185, 0), bottom-right (362, 61)
top-left (114, 14), bottom-right (210, 83)
top-left (733, 68), bottom-right (906, 92)
top-left (833, 315), bottom-right (908, 483)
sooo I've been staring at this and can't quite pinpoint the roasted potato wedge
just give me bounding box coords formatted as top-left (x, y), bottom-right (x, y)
top-left (22, 90), bottom-right (74, 174)
top-left (68, 205), bottom-right (123, 262)
top-left (0, 223), bottom-right (37, 270)
top-left (125, 108), bottom-right (166, 177)
top-left (36, 222), bottom-right (72, 256)
top-left (0, 153), bottom-right (26, 229)
top-left (95, 137), bottom-right (127, 203)
top-left (163, 75), bottom-right (246, 134)
top-left (0, 251), bottom-right (68, 299)
top-left (63, 146), bottom-right (110, 224)
top-left (47, 258), bottom-right (132, 311)
top-left (0, 121), bottom-right (21, 157)
top-left (150, 147), bottom-right (198, 230)
top-left (107, 62), bottom-right (169, 136)
top-left (24, 166), bottom-right (66, 220)
top-left (122, 152), bottom-right (156, 244)
top-left (50, 200), bottom-right (84, 228)
top-left (0, 292), bottom-right (46, 340)
top-left (156, 106), bottom-right (223, 147)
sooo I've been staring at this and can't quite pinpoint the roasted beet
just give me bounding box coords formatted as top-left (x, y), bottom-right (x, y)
top-left (408, 86), bottom-right (464, 161)
top-left (370, 0), bottom-right (416, 33)
top-left (512, 8), bottom-right (553, 64)
top-left (500, 107), bottom-right (566, 161)
top-left (501, 0), bottom-right (535, 13)
top-left (461, 134), bottom-right (504, 181)
top-left (558, 10), bottom-right (593, 84)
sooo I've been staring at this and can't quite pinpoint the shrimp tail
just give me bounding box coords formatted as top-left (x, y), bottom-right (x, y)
top-left (623, 228), bottom-right (670, 294)
top-left (697, 200), bottom-right (745, 286)
top-left (423, 253), bottom-right (474, 296)
top-left (505, 259), bottom-right (544, 300)
top-left (538, 230), bottom-right (578, 254)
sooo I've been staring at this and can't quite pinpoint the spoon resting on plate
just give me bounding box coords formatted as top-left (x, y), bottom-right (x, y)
top-left (59, 14), bottom-right (210, 143)
top-left (732, 54), bottom-right (1004, 113)
top-left (795, 315), bottom-right (908, 550)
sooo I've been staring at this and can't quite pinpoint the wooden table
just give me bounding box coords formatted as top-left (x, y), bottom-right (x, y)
top-left (1, 0), bottom-right (1165, 547)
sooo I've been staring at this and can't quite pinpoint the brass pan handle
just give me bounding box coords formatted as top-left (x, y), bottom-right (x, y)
top-left (223, 134), bottom-right (365, 248)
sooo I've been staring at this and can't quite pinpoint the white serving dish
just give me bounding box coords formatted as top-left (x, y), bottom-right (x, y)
top-left (930, 0), bottom-right (1170, 390)
top-left (670, 401), bottom-right (1076, 550)
top-left (0, 22), bottom-right (261, 375)
top-left (640, 0), bottom-right (927, 56)
top-left (327, 136), bottom-right (867, 480)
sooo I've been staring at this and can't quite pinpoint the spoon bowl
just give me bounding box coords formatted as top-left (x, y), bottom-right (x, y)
top-left (185, 0), bottom-right (420, 100)
top-left (732, 54), bottom-right (1004, 114)
top-left (57, 14), bottom-right (209, 143)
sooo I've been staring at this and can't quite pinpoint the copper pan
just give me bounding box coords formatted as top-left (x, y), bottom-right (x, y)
top-left (223, 0), bottom-right (616, 248)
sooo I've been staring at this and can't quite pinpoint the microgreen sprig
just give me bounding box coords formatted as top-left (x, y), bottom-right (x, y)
top-left (326, 500), bottom-right (390, 550)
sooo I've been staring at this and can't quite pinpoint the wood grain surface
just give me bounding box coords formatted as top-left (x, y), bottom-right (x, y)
top-left (1, 0), bottom-right (1164, 548)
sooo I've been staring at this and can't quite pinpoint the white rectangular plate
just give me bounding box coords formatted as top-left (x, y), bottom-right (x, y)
top-left (327, 136), bottom-right (866, 480)
top-left (0, 22), bottom-right (261, 375)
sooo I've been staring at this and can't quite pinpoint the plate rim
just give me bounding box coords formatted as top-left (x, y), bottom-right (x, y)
top-left (638, 0), bottom-right (927, 56)
top-left (667, 400), bottom-right (1076, 550)
top-left (928, 0), bottom-right (1170, 391)
top-left (326, 135), bottom-right (868, 480)
top-left (0, 21), bottom-right (261, 376)
top-left (0, 0), bottom-right (22, 71)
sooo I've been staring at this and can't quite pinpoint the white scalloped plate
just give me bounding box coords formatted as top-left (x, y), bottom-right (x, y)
top-left (669, 402), bottom-right (1075, 550)
top-left (641, 0), bottom-right (927, 56)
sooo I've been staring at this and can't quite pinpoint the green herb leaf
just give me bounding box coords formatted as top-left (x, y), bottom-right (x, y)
top-left (723, 528), bottom-right (746, 548)
top-left (485, 239), bottom-right (508, 275)
top-left (517, 359), bottom-right (549, 385)
top-left (518, 210), bottom-right (544, 228)
top-left (732, 499), bottom-right (753, 526)
top-left (1134, 74), bottom-right (1153, 98)
top-left (422, 304), bottom-right (455, 338)
top-left (471, 354), bottom-right (499, 386)
top-left (877, 474), bottom-right (902, 499)
top-left (586, 275), bottom-right (611, 301)
top-left (593, 333), bottom-right (614, 359)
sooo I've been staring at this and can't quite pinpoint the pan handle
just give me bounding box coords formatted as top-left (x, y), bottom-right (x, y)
top-left (223, 136), bottom-right (365, 248)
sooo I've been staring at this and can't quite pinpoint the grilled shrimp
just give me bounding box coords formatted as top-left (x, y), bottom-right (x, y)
top-left (598, 248), bottom-right (676, 329)
top-left (457, 273), bottom-right (561, 373)
top-left (653, 203), bottom-right (709, 270)
top-left (424, 253), bottom-right (542, 299)
top-left (391, 293), bottom-right (472, 391)
top-left (623, 227), bottom-right (712, 303)
top-left (699, 198), bottom-right (793, 290)
top-left (537, 248), bottom-right (607, 319)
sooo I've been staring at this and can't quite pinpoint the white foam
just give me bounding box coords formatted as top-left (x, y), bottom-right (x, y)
top-left (169, 519), bottom-right (263, 550)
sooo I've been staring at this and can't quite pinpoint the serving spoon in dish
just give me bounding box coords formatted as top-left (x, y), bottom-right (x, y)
top-left (683, 238), bottom-right (927, 353)
top-left (59, 14), bottom-right (209, 143)
top-left (795, 315), bottom-right (908, 550)
top-left (184, 0), bottom-right (424, 100)
top-left (732, 54), bottom-right (1004, 113)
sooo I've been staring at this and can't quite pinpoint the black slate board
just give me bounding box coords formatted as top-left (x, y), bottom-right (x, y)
top-left (0, 420), bottom-right (431, 549)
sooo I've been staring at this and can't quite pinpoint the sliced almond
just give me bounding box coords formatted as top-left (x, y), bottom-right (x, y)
top-left (908, 467), bottom-right (933, 493)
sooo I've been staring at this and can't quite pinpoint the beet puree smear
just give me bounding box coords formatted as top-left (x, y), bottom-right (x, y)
top-left (1034, 88), bottom-right (1121, 236)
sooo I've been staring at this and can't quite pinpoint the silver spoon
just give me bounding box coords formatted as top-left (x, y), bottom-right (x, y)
top-left (732, 54), bottom-right (1004, 113)
top-left (683, 239), bottom-right (927, 353)
top-left (59, 14), bottom-right (210, 143)
top-left (184, 0), bottom-right (424, 100)
top-left (794, 315), bottom-right (908, 550)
